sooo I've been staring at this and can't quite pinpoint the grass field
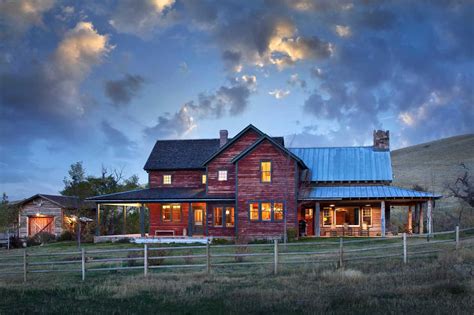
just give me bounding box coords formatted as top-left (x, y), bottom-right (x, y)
top-left (1, 236), bottom-right (473, 314)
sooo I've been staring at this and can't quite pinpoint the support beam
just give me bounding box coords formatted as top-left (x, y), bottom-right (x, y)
top-left (315, 202), bottom-right (321, 237)
top-left (381, 201), bottom-right (386, 237)
top-left (122, 206), bottom-right (127, 235)
top-left (407, 205), bottom-right (413, 234)
top-left (419, 203), bottom-right (424, 234)
top-left (96, 204), bottom-right (101, 236)
top-left (427, 199), bottom-right (433, 235)
top-left (414, 204), bottom-right (420, 233)
top-left (139, 204), bottom-right (145, 237)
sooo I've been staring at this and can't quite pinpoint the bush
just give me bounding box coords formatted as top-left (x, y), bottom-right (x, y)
top-left (8, 235), bottom-right (23, 248)
top-left (211, 238), bottom-right (232, 245)
top-left (58, 230), bottom-right (74, 241)
top-left (27, 232), bottom-right (56, 246)
top-left (287, 228), bottom-right (298, 241)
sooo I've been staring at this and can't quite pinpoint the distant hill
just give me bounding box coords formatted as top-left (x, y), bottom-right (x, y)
top-left (391, 134), bottom-right (474, 229)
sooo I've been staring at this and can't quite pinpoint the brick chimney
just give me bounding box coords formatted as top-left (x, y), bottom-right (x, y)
top-left (219, 130), bottom-right (228, 147)
top-left (373, 130), bottom-right (390, 150)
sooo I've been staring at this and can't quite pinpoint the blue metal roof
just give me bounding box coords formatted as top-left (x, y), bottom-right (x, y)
top-left (301, 186), bottom-right (441, 200)
top-left (289, 147), bottom-right (393, 182)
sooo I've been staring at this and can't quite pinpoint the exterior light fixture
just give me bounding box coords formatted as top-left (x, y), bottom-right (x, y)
top-left (329, 204), bottom-right (335, 207)
top-left (36, 212), bottom-right (40, 217)
top-left (365, 204), bottom-right (371, 207)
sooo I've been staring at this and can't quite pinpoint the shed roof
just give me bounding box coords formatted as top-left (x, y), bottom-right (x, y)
top-left (301, 185), bottom-right (441, 200)
top-left (18, 194), bottom-right (95, 209)
top-left (289, 147), bottom-right (392, 182)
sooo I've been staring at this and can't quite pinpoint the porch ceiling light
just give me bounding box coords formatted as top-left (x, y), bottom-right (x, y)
top-left (365, 204), bottom-right (371, 207)
top-left (329, 204), bottom-right (335, 207)
top-left (36, 212), bottom-right (40, 217)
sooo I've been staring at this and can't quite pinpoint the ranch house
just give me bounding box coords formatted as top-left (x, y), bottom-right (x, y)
top-left (89, 124), bottom-right (441, 240)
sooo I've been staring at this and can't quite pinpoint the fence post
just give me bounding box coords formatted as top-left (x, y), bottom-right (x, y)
top-left (455, 226), bottom-right (460, 250)
top-left (81, 248), bottom-right (86, 281)
top-left (144, 244), bottom-right (148, 277)
top-left (339, 237), bottom-right (344, 268)
top-left (274, 239), bottom-right (278, 275)
top-left (403, 233), bottom-right (407, 264)
top-left (23, 248), bottom-right (27, 283)
top-left (206, 241), bottom-right (211, 275)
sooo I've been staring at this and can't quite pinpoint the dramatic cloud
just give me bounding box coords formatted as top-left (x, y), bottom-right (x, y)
top-left (101, 120), bottom-right (137, 157)
top-left (109, 0), bottom-right (176, 37)
top-left (105, 74), bottom-right (145, 106)
top-left (0, 0), bottom-right (55, 40)
top-left (269, 89), bottom-right (290, 99)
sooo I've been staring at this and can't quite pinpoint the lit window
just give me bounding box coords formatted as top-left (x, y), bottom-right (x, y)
top-left (162, 205), bottom-right (171, 222)
top-left (202, 174), bottom-right (207, 184)
top-left (323, 208), bottom-right (332, 226)
top-left (362, 208), bottom-right (372, 226)
top-left (261, 202), bottom-right (271, 221)
top-left (250, 203), bottom-right (259, 221)
top-left (163, 175), bottom-right (172, 185)
top-left (218, 170), bottom-right (227, 181)
top-left (214, 207), bottom-right (223, 226)
top-left (194, 209), bottom-right (203, 225)
top-left (274, 203), bottom-right (284, 221)
top-left (225, 207), bottom-right (234, 227)
top-left (261, 161), bottom-right (272, 182)
top-left (172, 205), bottom-right (181, 222)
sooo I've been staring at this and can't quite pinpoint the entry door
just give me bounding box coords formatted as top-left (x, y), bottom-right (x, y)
top-left (28, 216), bottom-right (54, 236)
top-left (193, 207), bottom-right (205, 235)
top-left (304, 208), bottom-right (314, 236)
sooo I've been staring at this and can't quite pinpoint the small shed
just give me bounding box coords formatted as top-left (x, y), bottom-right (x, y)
top-left (18, 194), bottom-right (94, 238)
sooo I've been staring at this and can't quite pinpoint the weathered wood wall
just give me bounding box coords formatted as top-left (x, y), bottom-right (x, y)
top-left (148, 203), bottom-right (189, 236)
top-left (19, 197), bottom-right (63, 238)
top-left (149, 170), bottom-right (205, 188)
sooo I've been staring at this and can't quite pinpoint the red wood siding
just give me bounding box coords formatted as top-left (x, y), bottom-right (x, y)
top-left (237, 139), bottom-right (299, 238)
top-left (207, 129), bottom-right (260, 196)
top-left (149, 170), bottom-right (205, 188)
top-left (148, 203), bottom-right (190, 236)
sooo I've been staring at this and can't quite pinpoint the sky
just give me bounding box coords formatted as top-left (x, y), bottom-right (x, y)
top-left (0, 0), bottom-right (473, 200)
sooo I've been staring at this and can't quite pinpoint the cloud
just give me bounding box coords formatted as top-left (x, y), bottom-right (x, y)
top-left (104, 74), bottom-right (145, 106)
top-left (109, 0), bottom-right (176, 38)
top-left (0, 0), bottom-right (55, 40)
top-left (269, 89), bottom-right (290, 99)
top-left (335, 25), bottom-right (351, 37)
top-left (101, 120), bottom-right (137, 157)
top-left (288, 73), bottom-right (306, 89)
top-left (178, 62), bottom-right (189, 74)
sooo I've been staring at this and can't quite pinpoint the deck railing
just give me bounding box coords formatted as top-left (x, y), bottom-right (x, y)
top-left (0, 226), bottom-right (473, 282)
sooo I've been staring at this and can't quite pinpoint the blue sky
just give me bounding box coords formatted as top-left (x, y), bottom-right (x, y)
top-left (0, 0), bottom-right (473, 200)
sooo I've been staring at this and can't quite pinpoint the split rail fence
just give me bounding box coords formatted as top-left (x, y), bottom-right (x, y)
top-left (1, 226), bottom-right (473, 282)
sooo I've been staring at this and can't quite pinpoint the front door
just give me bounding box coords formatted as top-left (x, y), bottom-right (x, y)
top-left (192, 207), bottom-right (205, 235)
top-left (304, 208), bottom-right (314, 236)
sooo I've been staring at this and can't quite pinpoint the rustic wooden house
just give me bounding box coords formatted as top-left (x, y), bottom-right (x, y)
top-left (89, 125), bottom-right (441, 239)
top-left (18, 194), bottom-right (94, 238)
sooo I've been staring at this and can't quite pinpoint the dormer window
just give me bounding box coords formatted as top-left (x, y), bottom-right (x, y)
top-left (218, 170), bottom-right (227, 181)
top-left (163, 175), bottom-right (172, 185)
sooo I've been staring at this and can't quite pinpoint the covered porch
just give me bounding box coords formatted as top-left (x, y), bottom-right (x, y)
top-left (299, 185), bottom-right (441, 237)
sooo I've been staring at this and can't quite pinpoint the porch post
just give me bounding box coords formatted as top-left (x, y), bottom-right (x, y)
top-left (427, 199), bottom-right (433, 236)
top-left (381, 201), bottom-right (386, 237)
top-left (315, 202), bottom-right (321, 237)
top-left (96, 204), bottom-right (100, 236)
top-left (419, 203), bottom-right (424, 234)
top-left (139, 204), bottom-right (145, 237)
top-left (407, 205), bottom-right (413, 234)
top-left (414, 204), bottom-right (420, 233)
top-left (122, 206), bottom-right (126, 235)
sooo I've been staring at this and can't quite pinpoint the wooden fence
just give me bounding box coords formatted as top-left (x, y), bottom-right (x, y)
top-left (1, 227), bottom-right (473, 282)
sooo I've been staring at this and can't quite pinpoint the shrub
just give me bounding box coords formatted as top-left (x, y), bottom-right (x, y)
top-left (27, 232), bottom-right (56, 246)
top-left (58, 230), bottom-right (74, 242)
top-left (8, 235), bottom-right (23, 248)
top-left (211, 238), bottom-right (232, 245)
top-left (287, 228), bottom-right (298, 241)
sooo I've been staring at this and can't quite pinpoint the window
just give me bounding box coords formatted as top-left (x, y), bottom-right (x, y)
top-left (225, 207), bottom-right (234, 227)
top-left (214, 207), bottom-right (223, 226)
top-left (218, 170), bottom-right (227, 181)
top-left (323, 208), bottom-right (332, 226)
top-left (335, 207), bottom-right (360, 226)
top-left (194, 209), bottom-right (203, 225)
top-left (362, 208), bottom-right (372, 226)
top-left (261, 161), bottom-right (272, 182)
top-left (163, 175), bottom-right (172, 185)
top-left (250, 203), bottom-right (259, 221)
top-left (261, 202), bottom-right (271, 221)
top-left (202, 174), bottom-right (207, 184)
top-left (305, 208), bottom-right (313, 221)
top-left (162, 205), bottom-right (171, 222)
top-left (274, 203), bottom-right (284, 221)
top-left (172, 205), bottom-right (181, 222)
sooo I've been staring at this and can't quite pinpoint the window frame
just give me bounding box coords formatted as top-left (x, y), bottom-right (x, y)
top-left (217, 169), bottom-right (228, 181)
top-left (260, 160), bottom-right (272, 183)
top-left (225, 207), bottom-right (235, 227)
top-left (202, 174), bottom-right (207, 184)
top-left (163, 174), bottom-right (172, 185)
top-left (249, 202), bottom-right (260, 221)
top-left (273, 202), bottom-right (284, 222)
top-left (161, 204), bottom-right (182, 223)
top-left (334, 207), bottom-right (361, 227)
top-left (248, 201), bottom-right (285, 222)
top-left (322, 208), bottom-right (332, 226)
top-left (362, 207), bottom-right (372, 227)
top-left (213, 206), bottom-right (223, 227)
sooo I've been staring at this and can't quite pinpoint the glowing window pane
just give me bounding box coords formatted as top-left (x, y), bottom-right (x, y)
top-left (214, 207), bottom-right (223, 226)
top-left (225, 207), bottom-right (234, 227)
top-left (162, 205), bottom-right (171, 222)
top-left (218, 170), bottom-right (227, 181)
top-left (261, 203), bottom-right (271, 221)
top-left (250, 203), bottom-right (259, 221)
top-left (274, 203), bottom-right (284, 221)
top-left (261, 161), bottom-right (271, 182)
top-left (163, 175), bottom-right (172, 185)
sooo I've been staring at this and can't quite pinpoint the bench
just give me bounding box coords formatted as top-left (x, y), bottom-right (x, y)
top-left (155, 230), bottom-right (175, 237)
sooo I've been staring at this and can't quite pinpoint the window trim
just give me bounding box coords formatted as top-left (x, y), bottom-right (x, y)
top-left (217, 169), bottom-right (228, 181)
top-left (213, 206), bottom-right (223, 227)
top-left (211, 205), bottom-right (234, 228)
top-left (361, 207), bottom-right (373, 227)
top-left (161, 203), bottom-right (182, 223)
top-left (225, 207), bottom-right (235, 227)
top-left (163, 174), bottom-right (172, 185)
top-left (260, 160), bottom-right (272, 183)
top-left (322, 208), bottom-right (332, 226)
top-left (334, 207), bottom-right (361, 227)
top-left (247, 200), bottom-right (285, 222)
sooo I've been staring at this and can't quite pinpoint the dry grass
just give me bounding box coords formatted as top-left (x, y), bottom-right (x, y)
top-left (1, 247), bottom-right (473, 314)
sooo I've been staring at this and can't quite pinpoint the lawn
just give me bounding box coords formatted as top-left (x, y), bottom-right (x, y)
top-left (0, 237), bottom-right (473, 314)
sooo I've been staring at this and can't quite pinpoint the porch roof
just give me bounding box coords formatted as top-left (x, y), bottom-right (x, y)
top-left (300, 185), bottom-right (442, 200)
top-left (87, 188), bottom-right (235, 203)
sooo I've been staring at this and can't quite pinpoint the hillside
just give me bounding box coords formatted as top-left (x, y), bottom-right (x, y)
top-left (391, 134), bottom-right (474, 228)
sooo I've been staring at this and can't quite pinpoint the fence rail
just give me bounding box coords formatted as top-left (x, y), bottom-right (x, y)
top-left (1, 226), bottom-right (473, 282)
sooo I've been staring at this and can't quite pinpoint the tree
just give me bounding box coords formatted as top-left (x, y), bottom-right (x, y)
top-left (448, 163), bottom-right (474, 226)
top-left (0, 193), bottom-right (19, 232)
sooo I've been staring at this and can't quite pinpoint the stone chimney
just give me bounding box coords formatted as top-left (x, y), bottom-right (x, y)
top-left (373, 130), bottom-right (390, 150)
top-left (219, 130), bottom-right (228, 147)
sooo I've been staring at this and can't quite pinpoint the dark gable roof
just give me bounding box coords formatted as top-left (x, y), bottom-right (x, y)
top-left (19, 194), bottom-right (95, 209)
top-left (144, 124), bottom-right (284, 171)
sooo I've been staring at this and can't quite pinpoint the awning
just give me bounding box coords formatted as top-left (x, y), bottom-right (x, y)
top-left (87, 188), bottom-right (235, 203)
top-left (300, 185), bottom-right (442, 200)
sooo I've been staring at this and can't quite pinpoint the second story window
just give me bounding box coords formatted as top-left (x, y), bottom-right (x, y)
top-left (163, 175), bottom-right (172, 185)
top-left (202, 174), bottom-right (207, 184)
top-left (218, 170), bottom-right (227, 181)
top-left (261, 161), bottom-right (272, 182)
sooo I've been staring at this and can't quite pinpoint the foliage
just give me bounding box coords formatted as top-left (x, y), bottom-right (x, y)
top-left (0, 193), bottom-right (19, 232)
top-left (148, 249), bottom-right (169, 266)
top-left (211, 238), bottom-right (233, 245)
top-left (286, 227), bottom-right (298, 241)
top-left (58, 230), bottom-right (74, 242)
top-left (447, 163), bottom-right (474, 226)
top-left (27, 232), bottom-right (56, 246)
